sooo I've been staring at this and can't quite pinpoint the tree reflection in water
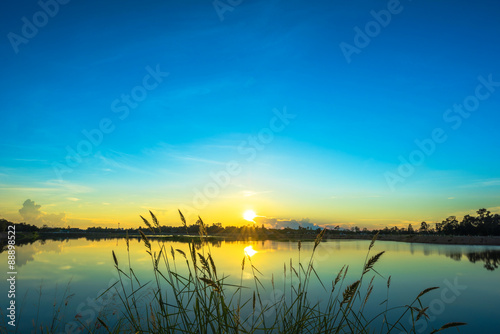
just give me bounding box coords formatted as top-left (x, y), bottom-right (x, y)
top-left (446, 250), bottom-right (500, 271)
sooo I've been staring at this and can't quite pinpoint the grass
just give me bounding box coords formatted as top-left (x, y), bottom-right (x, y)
top-left (92, 210), bottom-right (465, 333)
top-left (2, 210), bottom-right (466, 333)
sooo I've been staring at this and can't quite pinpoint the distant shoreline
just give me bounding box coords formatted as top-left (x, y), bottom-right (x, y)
top-left (323, 234), bottom-right (500, 246)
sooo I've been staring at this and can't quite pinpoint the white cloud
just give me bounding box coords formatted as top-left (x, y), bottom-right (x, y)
top-left (18, 199), bottom-right (67, 227)
top-left (254, 216), bottom-right (319, 230)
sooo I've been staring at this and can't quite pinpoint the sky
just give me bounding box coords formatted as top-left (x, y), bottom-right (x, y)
top-left (1, 0), bottom-right (500, 229)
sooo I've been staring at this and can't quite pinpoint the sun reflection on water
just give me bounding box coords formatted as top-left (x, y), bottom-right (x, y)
top-left (244, 245), bottom-right (257, 257)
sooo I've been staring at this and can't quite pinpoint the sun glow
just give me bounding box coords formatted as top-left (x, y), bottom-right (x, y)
top-left (244, 245), bottom-right (257, 257)
top-left (243, 210), bottom-right (257, 222)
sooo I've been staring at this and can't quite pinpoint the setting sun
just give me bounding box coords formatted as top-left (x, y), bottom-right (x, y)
top-left (243, 210), bottom-right (257, 222)
top-left (243, 245), bottom-right (257, 257)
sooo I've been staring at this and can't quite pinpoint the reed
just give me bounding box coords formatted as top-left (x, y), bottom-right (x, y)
top-left (98, 211), bottom-right (465, 333)
top-left (4, 211), bottom-right (465, 333)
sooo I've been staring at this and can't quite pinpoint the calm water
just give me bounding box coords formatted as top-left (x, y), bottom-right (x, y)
top-left (1, 238), bottom-right (500, 333)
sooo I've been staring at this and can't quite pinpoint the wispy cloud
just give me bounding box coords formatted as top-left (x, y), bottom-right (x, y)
top-left (142, 142), bottom-right (231, 166)
top-left (242, 190), bottom-right (273, 197)
top-left (0, 180), bottom-right (91, 194)
top-left (331, 194), bottom-right (382, 199)
top-left (0, 185), bottom-right (54, 192)
top-left (43, 180), bottom-right (92, 194)
top-left (480, 179), bottom-right (500, 186)
top-left (461, 179), bottom-right (500, 188)
top-left (12, 158), bottom-right (48, 162)
top-left (172, 155), bottom-right (226, 165)
top-left (95, 151), bottom-right (152, 175)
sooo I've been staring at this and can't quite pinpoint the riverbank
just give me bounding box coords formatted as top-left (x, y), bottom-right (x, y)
top-left (323, 234), bottom-right (500, 246)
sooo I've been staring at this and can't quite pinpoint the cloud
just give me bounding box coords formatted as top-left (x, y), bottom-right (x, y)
top-left (1, 180), bottom-right (91, 194)
top-left (330, 194), bottom-right (382, 200)
top-left (242, 190), bottom-right (272, 197)
top-left (18, 199), bottom-right (67, 227)
top-left (19, 199), bottom-right (42, 222)
top-left (95, 151), bottom-right (154, 175)
top-left (479, 179), bottom-right (500, 187)
top-left (461, 179), bottom-right (500, 188)
top-left (15, 241), bottom-right (65, 268)
top-left (43, 180), bottom-right (92, 193)
top-left (254, 216), bottom-right (320, 230)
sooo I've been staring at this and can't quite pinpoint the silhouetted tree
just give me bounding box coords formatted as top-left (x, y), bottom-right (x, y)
top-left (419, 222), bottom-right (429, 234)
top-left (441, 216), bottom-right (459, 235)
top-left (408, 224), bottom-right (414, 234)
top-left (0, 219), bottom-right (9, 232)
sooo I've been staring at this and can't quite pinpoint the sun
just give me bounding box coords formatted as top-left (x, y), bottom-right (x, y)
top-left (243, 210), bottom-right (257, 222)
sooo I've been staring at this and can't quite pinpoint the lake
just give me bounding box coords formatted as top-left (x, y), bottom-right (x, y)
top-left (1, 237), bottom-right (499, 333)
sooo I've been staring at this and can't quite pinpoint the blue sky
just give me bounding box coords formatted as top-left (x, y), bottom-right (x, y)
top-left (1, 0), bottom-right (500, 228)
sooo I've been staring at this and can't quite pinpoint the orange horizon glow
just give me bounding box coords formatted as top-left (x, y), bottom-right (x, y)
top-left (2, 197), bottom-right (499, 232)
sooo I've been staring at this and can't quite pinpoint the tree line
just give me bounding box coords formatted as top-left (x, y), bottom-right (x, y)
top-left (1, 208), bottom-right (499, 236)
top-left (372, 208), bottom-right (500, 236)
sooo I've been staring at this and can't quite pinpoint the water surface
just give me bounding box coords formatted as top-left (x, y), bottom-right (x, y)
top-left (1, 238), bottom-right (499, 333)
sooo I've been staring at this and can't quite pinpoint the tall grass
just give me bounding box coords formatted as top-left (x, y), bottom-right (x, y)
top-left (96, 211), bottom-right (465, 333)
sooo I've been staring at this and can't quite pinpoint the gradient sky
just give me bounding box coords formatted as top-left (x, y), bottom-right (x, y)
top-left (1, 0), bottom-right (500, 229)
